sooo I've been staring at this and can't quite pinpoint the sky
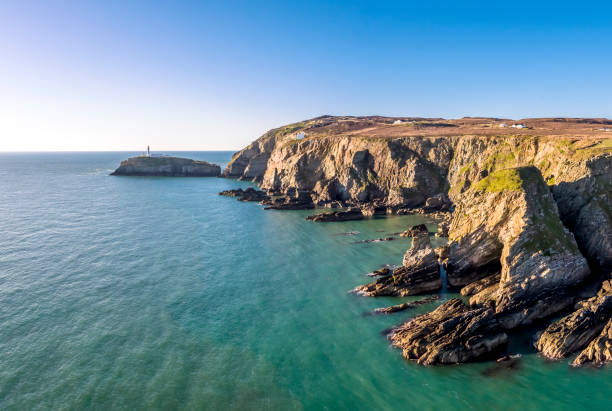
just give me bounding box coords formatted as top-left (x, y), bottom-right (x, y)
top-left (1, 1), bottom-right (611, 151)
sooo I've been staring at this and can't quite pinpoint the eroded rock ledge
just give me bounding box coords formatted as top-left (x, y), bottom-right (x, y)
top-left (389, 299), bottom-right (508, 365)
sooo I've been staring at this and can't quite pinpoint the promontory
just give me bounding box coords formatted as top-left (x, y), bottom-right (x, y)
top-left (222, 115), bottom-right (612, 367)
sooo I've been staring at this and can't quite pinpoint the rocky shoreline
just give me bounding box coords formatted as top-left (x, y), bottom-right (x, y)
top-left (220, 116), bottom-right (611, 367)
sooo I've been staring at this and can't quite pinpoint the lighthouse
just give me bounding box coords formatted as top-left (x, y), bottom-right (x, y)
top-left (147, 145), bottom-right (150, 157)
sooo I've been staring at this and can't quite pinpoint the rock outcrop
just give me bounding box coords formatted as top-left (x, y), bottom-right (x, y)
top-left (572, 318), bottom-right (612, 366)
top-left (353, 232), bottom-right (441, 296)
top-left (446, 167), bottom-right (591, 329)
top-left (399, 224), bottom-right (429, 237)
top-left (306, 208), bottom-right (365, 222)
top-left (370, 296), bottom-right (439, 315)
top-left (111, 156), bottom-right (220, 177)
top-left (535, 280), bottom-right (612, 359)
top-left (389, 299), bottom-right (508, 365)
top-left (219, 187), bottom-right (269, 202)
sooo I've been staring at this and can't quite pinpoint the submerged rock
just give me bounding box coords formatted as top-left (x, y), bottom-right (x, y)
top-left (389, 299), bottom-right (508, 365)
top-left (353, 233), bottom-right (441, 296)
top-left (535, 280), bottom-right (612, 359)
top-left (111, 156), bottom-right (220, 177)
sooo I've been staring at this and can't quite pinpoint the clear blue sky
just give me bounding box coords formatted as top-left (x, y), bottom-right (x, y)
top-left (1, 0), bottom-right (611, 150)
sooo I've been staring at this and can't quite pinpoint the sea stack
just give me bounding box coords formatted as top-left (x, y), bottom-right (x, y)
top-left (111, 156), bottom-right (221, 177)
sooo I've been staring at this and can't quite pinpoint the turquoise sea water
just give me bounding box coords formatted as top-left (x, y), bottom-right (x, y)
top-left (0, 152), bottom-right (610, 410)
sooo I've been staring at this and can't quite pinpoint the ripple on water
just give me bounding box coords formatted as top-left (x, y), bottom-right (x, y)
top-left (0, 152), bottom-right (611, 410)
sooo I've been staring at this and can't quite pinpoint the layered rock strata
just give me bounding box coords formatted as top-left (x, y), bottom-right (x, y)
top-left (447, 167), bottom-right (591, 329)
top-left (388, 299), bottom-right (508, 365)
top-left (535, 280), bottom-right (612, 359)
top-left (572, 319), bottom-right (612, 366)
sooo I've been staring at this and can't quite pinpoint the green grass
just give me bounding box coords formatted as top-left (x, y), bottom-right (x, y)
top-left (473, 168), bottom-right (524, 192)
top-left (482, 151), bottom-right (516, 171)
top-left (458, 162), bottom-right (474, 174)
top-left (522, 198), bottom-right (578, 255)
top-left (473, 167), bottom-right (543, 193)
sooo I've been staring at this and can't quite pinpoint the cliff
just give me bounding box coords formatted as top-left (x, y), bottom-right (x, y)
top-left (225, 116), bottom-right (611, 273)
top-left (225, 116), bottom-right (612, 365)
top-left (111, 156), bottom-right (221, 177)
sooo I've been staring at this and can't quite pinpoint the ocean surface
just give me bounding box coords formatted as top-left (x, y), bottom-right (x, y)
top-left (0, 151), bottom-right (610, 410)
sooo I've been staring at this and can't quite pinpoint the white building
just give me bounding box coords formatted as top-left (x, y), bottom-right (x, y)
top-left (393, 120), bottom-right (404, 125)
top-left (296, 132), bottom-right (305, 140)
top-left (499, 123), bottom-right (507, 128)
top-left (511, 124), bottom-right (527, 129)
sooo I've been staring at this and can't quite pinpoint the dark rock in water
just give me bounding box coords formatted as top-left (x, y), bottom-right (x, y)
top-left (264, 200), bottom-right (314, 210)
top-left (389, 298), bottom-right (508, 365)
top-left (354, 236), bottom-right (395, 244)
top-left (535, 280), bottom-right (612, 360)
top-left (262, 193), bottom-right (315, 210)
top-left (482, 354), bottom-right (522, 376)
top-left (306, 208), bottom-right (364, 222)
top-left (370, 296), bottom-right (439, 315)
top-left (399, 224), bottom-right (429, 237)
top-left (352, 233), bottom-right (441, 296)
top-left (336, 231), bottom-right (360, 236)
top-left (572, 318), bottom-right (612, 367)
top-left (219, 187), bottom-right (270, 202)
top-left (111, 156), bottom-right (220, 176)
top-left (367, 267), bottom-right (391, 277)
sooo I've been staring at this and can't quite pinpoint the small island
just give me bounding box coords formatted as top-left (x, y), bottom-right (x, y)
top-left (111, 155), bottom-right (221, 177)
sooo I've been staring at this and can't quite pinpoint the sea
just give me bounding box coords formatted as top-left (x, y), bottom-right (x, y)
top-left (0, 152), bottom-right (610, 410)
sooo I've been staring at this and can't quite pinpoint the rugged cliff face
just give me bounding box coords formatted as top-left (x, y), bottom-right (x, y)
top-left (226, 116), bottom-right (611, 273)
top-left (225, 116), bottom-right (612, 365)
top-left (448, 167), bottom-right (590, 328)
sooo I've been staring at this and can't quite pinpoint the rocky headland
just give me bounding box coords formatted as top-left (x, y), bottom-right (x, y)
top-left (111, 156), bottom-right (221, 177)
top-left (221, 116), bottom-right (612, 367)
